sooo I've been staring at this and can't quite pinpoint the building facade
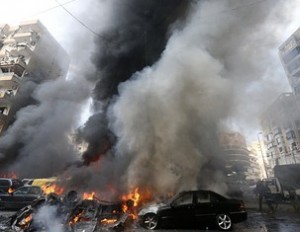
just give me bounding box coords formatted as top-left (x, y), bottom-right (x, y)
top-left (260, 93), bottom-right (300, 169)
top-left (0, 20), bottom-right (69, 133)
top-left (279, 28), bottom-right (300, 96)
top-left (219, 132), bottom-right (261, 183)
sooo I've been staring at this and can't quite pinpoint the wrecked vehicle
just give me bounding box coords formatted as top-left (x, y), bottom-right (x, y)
top-left (0, 178), bottom-right (22, 193)
top-left (138, 190), bottom-right (247, 231)
top-left (6, 191), bottom-right (136, 232)
top-left (0, 186), bottom-right (43, 210)
top-left (68, 198), bottom-right (135, 231)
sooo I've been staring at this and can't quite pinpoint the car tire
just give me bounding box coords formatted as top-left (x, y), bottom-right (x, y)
top-left (216, 213), bottom-right (232, 231)
top-left (142, 213), bottom-right (159, 230)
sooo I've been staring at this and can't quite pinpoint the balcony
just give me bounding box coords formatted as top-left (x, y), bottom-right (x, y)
top-left (0, 72), bottom-right (21, 88)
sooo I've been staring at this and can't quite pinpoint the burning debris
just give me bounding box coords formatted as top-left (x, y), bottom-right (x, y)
top-left (0, 187), bottom-right (153, 232)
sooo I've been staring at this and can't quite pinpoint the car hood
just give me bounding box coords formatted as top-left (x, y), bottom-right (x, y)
top-left (138, 203), bottom-right (166, 216)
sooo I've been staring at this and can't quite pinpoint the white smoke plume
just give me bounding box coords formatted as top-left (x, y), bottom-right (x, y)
top-left (33, 205), bottom-right (64, 232)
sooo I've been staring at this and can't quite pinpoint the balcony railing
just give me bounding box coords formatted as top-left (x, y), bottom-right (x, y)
top-left (0, 72), bottom-right (21, 81)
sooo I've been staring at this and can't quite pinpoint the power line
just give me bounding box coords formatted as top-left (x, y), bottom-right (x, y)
top-left (37, 0), bottom-right (272, 40)
top-left (31, 0), bottom-right (79, 17)
top-left (54, 0), bottom-right (104, 39)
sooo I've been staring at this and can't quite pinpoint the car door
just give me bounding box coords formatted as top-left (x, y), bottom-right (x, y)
top-left (166, 192), bottom-right (195, 227)
top-left (4, 186), bottom-right (29, 209)
top-left (194, 191), bottom-right (217, 225)
top-left (22, 186), bottom-right (42, 206)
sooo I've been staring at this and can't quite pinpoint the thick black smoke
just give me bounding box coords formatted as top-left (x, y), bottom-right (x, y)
top-left (80, 0), bottom-right (193, 164)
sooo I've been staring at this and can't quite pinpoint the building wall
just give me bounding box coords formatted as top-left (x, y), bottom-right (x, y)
top-left (219, 132), bottom-right (261, 183)
top-left (261, 93), bottom-right (300, 170)
top-left (279, 28), bottom-right (300, 96)
top-left (0, 20), bottom-right (69, 133)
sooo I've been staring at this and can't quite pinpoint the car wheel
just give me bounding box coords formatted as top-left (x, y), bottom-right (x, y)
top-left (216, 213), bottom-right (232, 231)
top-left (142, 213), bottom-right (159, 230)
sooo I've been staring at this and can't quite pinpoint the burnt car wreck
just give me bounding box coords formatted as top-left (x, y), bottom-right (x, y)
top-left (1, 191), bottom-right (136, 232)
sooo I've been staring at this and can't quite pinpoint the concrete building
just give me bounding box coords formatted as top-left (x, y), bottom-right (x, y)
top-left (279, 28), bottom-right (300, 96)
top-left (248, 141), bottom-right (268, 179)
top-left (260, 93), bottom-right (300, 169)
top-left (0, 20), bottom-right (69, 133)
top-left (219, 132), bottom-right (262, 183)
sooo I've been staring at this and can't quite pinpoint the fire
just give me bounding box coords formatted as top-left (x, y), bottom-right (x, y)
top-left (121, 188), bottom-right (141, 220)
top-left (122, 187), bottom-right (140, 209)
top-left (41, 183), bottom-right (64, 195)
top-left (82, 192), bottom-right (95, 200)
top-left (100, 218), bottom-right (117, 225)
top-left (69, 210), bottom-right (83, 225)
top-left (19, 214), bottom-right (32, 228)
top-left (8, 187), bottom-right (14, 194)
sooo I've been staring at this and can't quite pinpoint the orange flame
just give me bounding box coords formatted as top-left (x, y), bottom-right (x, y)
top-left (41, 183), bottom-right (64, 195)
top-left (100, 218), bottom-right (117, 225)
top-left (69, 210), bottom-right (83, 225)
top-left (82, 192), bottom-right (95, 200)
top-left (19, 214), bottom-right (32, 228)
top-left (8, 187), bottom-right (14, 194)
top-left (122, 187), bottom-right (140, 209)
top-left (121, 188), bottom-right (142, 219)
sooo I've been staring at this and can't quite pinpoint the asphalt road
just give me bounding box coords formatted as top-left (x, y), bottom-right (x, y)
top-left (1, 208), bottom-right (300, 231)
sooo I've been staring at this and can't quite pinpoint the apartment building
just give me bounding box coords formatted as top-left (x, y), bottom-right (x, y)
top-left (219, 132), bottom-right (262, 183)
top-left (0, 20), bottom-right (69, 133)
top-left (279, 28), bottom-right (300, 96)
top-left (261, 93), bottom-right (300, 169)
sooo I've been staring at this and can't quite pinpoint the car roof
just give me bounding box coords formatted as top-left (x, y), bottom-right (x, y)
top-left (181, 190), bottom-right (212, 194)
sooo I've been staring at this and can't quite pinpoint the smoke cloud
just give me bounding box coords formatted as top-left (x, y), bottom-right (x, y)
top-left (33, 205), bottom-right (64, 232)
top-left (0, 78), bottom-right (89, 177)
top-left (74, 0), bottom-right (300, 195)
top-left (0, 0), bottom-right (300, 198)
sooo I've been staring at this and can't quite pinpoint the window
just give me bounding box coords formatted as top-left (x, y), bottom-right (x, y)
top-left (283, 46), bottom-right (300, 63)
top-left (196, 192), bottom-right (210, 203)
top-left (0, 180), bottom-right (10, 186)
top-left (0, 67), bottom-right (9, 73)
top-left (28, 187), bottom-right (41, 195)
top-left (276, 137), bottom-right (281, 144)
top-left (14, 187), bottom-right (29, 195)
top-left (287, 57), bottom-right (300, 73)
top-left (286, 130), bottom-right (296, 140)
top-left (291, 142), bottom-right (298, 150)
top-left (172, 193), bottom-right (193, 206)
top-left (0, 107), bottom-right (8, 115)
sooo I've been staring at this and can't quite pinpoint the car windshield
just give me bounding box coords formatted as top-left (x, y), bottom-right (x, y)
top-left (0, 180), bottom-right (10, 186)
top-left (14, 187), bottom-right (29, 195)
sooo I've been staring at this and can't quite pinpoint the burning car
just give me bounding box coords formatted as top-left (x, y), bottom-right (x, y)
top-left (0, 178), bottom-right (22, 194)
top-left (138, 190), bottom-right (247, 231)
